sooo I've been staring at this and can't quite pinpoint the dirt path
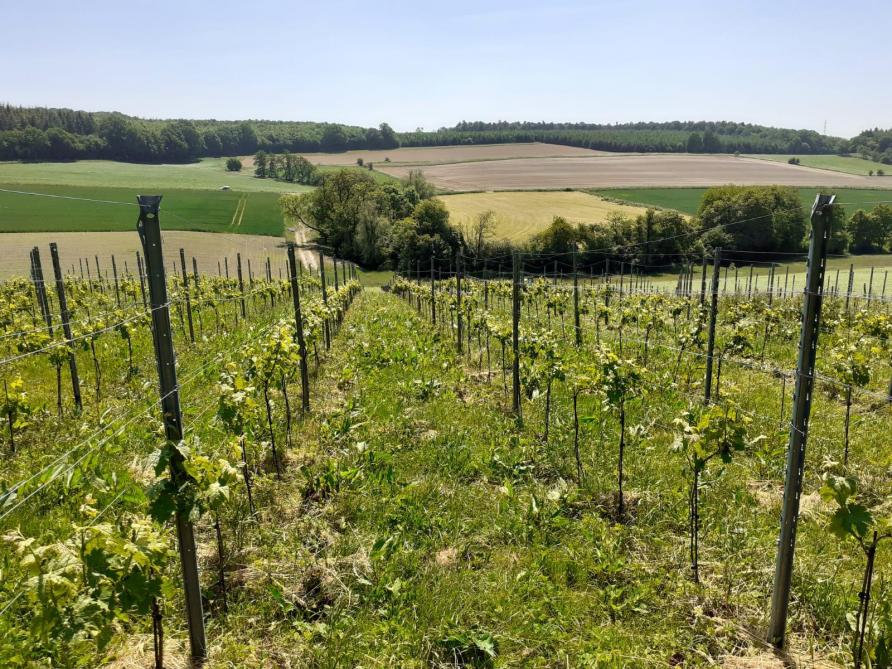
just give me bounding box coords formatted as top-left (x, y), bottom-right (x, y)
top-left (291, 223), bottom-right (317, 270)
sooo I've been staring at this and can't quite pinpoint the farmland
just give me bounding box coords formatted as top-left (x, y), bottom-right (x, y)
top-left (593, 187), bottom-right (892, 216)
top-left (378, 154), bottom-right (880, 191)
top-left (0, 158), bottom-right (311, 193)
top-left (746, 154), bottom-right (892, 176)
top-left (0, 185), bottom-right (286, 236)
top-left (295, 142), bottom-right (607, 166)
top-left (439, 190), bottom-right (652, 241)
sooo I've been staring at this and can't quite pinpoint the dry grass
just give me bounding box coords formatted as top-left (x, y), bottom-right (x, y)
top-left (439, 190), bottom-right (653, 242)
top-left (285, 142), bottom-right (607, 166)
top-left (0, 230), bottom-right (290, 279)
top-left (380, 155), bottom-right (879, 192)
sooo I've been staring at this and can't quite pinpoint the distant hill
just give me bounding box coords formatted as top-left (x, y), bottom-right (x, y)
top-left (0, 104), bottom-right (878, 164)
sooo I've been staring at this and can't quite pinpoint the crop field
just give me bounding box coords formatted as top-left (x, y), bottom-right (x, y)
top-left (593, 187), bottom-right (892, 216)
top-left (378, 154), bottom-right (880, 191)
top-left (0, 185), bottom-right (286, 236)
top-left (439, 190), bottom-right (653, 241)
top-left (746, 154), bottom-right (892, 177)
top-left (293, 142), bottom-right (606, 166)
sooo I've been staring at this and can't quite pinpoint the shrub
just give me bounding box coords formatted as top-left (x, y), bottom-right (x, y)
top-left (225, 157), bottom-right (242, 172)
top-left (788, 157), bottom-right (800, 165)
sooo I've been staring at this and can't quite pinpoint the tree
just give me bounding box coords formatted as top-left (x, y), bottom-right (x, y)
top-left (849, 209), bottom-right (889, 253)
top-left (686, 132), bottom-right (703, 153)
top-left (379, 122), bottom-right (400, 149)
top-left (404, 169), bottom-right (437, 199)
top-left (254, 151), bottom-right (268, 178)
top-left (226, 157), bottom-right (242, 172)
top-left (321, 125), bottom-right (348, 152)
top-left (466, 210), bottom-right (497, 258)
top-left (697, 185), bottom-right (806, 254)
top-left (528, 216), bottom-right (577, 254)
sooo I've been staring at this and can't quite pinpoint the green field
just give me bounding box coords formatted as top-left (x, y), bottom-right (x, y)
top-left (0, 184), bottom-right (285, 235)
top-left (0, 158), bottom-right (313, 193)
top-left (592, 187), bottom-right (892, 216)
top-left (746, 153), bottom-right (892, 176)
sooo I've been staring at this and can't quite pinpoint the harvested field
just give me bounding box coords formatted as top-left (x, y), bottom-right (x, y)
top-left (439, 190), bottom-right (652, 242)
top-left (0, 230), bottom-right (290, 279)
top-left (288, 142), bottom-right (606, 166)
top-left (378, 154), bottom-right (880, 191)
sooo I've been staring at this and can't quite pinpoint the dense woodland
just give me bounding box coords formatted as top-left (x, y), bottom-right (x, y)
top-left (2, 105), bottom-right (888, 163)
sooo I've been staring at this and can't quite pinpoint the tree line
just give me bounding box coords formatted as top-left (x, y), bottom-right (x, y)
top-left (400, 120), bottom-right (849, 155)
top-left (279, 174), bottom-right (892, 274)
top-left (0, 105), bottom-right (399, 163)
top-left (848, 128), bottom-right (892, 165)
top-left (4, 104), bottom-right (888, 163)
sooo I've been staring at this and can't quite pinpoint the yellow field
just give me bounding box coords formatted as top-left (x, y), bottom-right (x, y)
top-left (439, 190), bottom-right (652, 241)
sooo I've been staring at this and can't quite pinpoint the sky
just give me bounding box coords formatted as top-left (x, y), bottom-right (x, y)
top-left (2, 0), bottom-right (890, 138)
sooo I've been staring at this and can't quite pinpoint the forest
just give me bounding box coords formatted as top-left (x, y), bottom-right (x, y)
top-left (3, 105), bottom-right (887, 163)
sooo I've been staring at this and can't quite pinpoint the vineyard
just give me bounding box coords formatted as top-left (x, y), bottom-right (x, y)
top-left (2, 196), bottom-right (892, 667)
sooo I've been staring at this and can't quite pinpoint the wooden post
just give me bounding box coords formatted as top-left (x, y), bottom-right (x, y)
top-left (179, 249), bottom-right (195, 344)
top-left (111, 255), bottom-right (120, 306)
top-left (512, 251), bottom-right (522, 423)
top-left (49, 243), bottom-right (82, 412)
top-left (287, 244), bottom-right (311, 412)
top-left (704, 249), bottom-right (721, 404)
top-left (236, 253), bottom-right (246, 319)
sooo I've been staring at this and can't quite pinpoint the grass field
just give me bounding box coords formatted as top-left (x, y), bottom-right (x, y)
top-left (439, 191), bottom-right (651, 242)
top-left (592, 187), bottom-right (892, 216)
top-left (747, 153), bottom-right (892, 176)
top-left (647, 252), bottom-right (892, 297)
top-left (0, 158), bottom-right (311, 193)
top-left (0, 184), bottom-right (285, 235)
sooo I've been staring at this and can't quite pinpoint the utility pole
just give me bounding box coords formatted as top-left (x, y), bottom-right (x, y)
top-left (136, 195), bottom-right (206, 663)
top-left (768, 194), bottom-right (835, 648)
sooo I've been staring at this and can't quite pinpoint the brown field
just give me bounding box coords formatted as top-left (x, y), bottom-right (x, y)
top-left (282, 142), bottom-right (607, 166)
top-left (377, 154), bottom-right (880, 191)
top-left (0, 231), bottom-right (293, 279)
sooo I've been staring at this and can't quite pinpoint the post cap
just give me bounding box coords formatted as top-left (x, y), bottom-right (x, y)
top-left (137, 195), bottom-right (163, 215)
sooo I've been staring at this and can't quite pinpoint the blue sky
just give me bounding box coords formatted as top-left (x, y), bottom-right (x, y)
top-left (2, 0), bottom-right (889, 137)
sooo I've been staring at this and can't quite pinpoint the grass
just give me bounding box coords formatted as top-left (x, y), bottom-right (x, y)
top-left (316, 164), bottom-right (401, 185)
top-left (592, 187), bottom-right (892, 216)
top-left (647, 252), bottom-right (892, 297)
top-left (0, 158), bottom-right (312, 193)
top-left (746, 153), bottom-right (892, 176)
top-left (0, 184), bottom-right (285, 235)
top-left (3, 272), bottom-right (890, 666)
top-left (439, 191), bottom-right (652, 242)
